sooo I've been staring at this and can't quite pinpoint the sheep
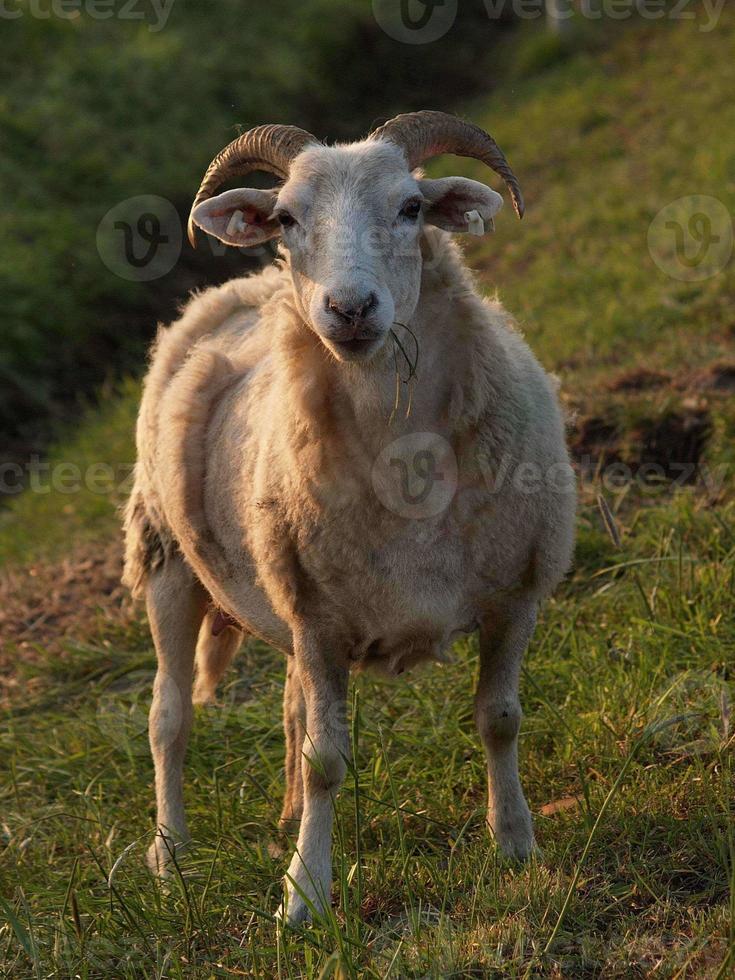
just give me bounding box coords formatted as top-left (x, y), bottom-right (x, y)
top-left (123, 111), bottom-right (576, 925)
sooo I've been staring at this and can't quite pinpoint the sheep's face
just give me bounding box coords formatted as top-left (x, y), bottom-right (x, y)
top-left (192, 141), bottom-right (503, 363)
top-left (277, 143), bottom-right (425, 362)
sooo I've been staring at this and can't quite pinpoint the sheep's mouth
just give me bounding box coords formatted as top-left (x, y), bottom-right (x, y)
top-left (329, 336), bottom-right (382, 360)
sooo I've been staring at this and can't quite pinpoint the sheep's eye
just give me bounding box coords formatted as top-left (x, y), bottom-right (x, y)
top-left (277, 211), bottom-right (296, 229)
top-left (400, 199), bottom-right (422, 220)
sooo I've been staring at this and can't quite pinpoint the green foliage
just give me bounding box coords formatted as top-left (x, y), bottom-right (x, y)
top-left (505, 23), bottom-right (577, 80)
top-left (0, 377), bottom-right (138, 565)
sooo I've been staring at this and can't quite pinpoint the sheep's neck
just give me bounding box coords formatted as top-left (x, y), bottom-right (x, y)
top-left (293, 292), bottom-right (486, 456)
top-left (345, 307), bottom-right (458, 435)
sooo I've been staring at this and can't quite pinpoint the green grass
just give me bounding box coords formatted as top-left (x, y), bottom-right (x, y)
top-left (2, 5), bottom-right (735, 977)
top-left (2, 506), bottom-right (733, 976)
top-left (0, 377), bottom-right (139, 566)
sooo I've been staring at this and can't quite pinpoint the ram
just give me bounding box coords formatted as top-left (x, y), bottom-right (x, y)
top-left (123, 111), bottom-right (576, 925)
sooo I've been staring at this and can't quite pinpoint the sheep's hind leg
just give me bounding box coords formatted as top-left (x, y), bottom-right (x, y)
top-left (145, 554), bottom-right (208, 876)
top-left (476, 595), bottom-right (538, 861)
top-left (279, 632), bottom-right (349, 926)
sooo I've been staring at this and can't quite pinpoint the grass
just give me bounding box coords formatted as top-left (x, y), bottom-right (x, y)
top-left (2, 510), bottom-right (733, 976)
top-left (1, 5), bottom-right (734, 977)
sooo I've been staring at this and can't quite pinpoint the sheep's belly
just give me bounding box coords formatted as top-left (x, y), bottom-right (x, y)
top-left (336, 537), bottom-right (483, 677)
top-left (350, 619), bottom-right (477, 677)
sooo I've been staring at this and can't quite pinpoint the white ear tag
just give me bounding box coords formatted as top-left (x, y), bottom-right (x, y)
top-left (226, 209), bottom-right (246, 236)
top-left (464, 211), bottom-right (495, 238)
top-left (465, 209), bottom-right (487, 236)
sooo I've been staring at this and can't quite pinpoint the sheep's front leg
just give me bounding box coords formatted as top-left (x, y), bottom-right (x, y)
top-left (280, 634), bottom-right (349, 925)
top-left (476, 596), bottom-right (537, 860)
top-left (145, 556), bottom-right (207, 875)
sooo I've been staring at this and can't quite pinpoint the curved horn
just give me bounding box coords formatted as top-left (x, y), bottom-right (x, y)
top-left (187, 124), bottom-right (318, 246)
top-left (369, 110), bottom-right (524, 219)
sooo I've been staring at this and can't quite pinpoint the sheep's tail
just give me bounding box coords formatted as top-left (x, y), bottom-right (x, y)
top-left (122, 483), bottom-right (177, 598)
top-left (154, 347), bottom-right (252, 630)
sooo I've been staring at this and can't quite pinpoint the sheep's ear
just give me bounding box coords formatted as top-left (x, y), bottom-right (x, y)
top-left (419, 177), bottom-right (503, 235)
top-left (191, 188), bottom-right (281, 247)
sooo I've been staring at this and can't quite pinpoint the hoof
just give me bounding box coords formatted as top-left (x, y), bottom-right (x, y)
top-left (278, 855), bottom-right (331, 926)
top-left (489, 807), bottom-right (536, 862)
top-left (276, 887), bottom-right (329, 927)
top-left (146, 831), bottom-right (189, 878)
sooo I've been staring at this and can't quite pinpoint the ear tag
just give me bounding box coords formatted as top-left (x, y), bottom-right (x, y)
top-left (226, 209), bottom-right (246, 236)
top-left (465, 209), bottom-right (487, 236)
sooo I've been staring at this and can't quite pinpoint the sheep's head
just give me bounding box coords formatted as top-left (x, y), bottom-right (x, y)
top-left (189, 111), bottom-right (523, 363)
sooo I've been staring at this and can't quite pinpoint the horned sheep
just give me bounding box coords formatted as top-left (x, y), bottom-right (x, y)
top-left (123, 111), bottom-right (576, 925)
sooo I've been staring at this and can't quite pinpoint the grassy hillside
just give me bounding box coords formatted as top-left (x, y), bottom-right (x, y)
top-left (1, 6), bottom-right (734, 977)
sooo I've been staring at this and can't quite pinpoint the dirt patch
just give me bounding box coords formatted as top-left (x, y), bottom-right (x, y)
top-left (631, 410), bottom-right (712, 482)
top-left (570, 416), bottom-right (623, 470)
top-left (606, 368), bottom-right (671, 392)
top-left (0, 539), bottom-right (135, 700)
top-left (571, 408), bottom-right (712, 485)
top-left (688, 361), bottom-right (735, 392)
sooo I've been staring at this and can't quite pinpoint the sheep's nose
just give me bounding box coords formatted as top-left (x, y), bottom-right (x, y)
top-left (325, 292), bottom-right (377, 324)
